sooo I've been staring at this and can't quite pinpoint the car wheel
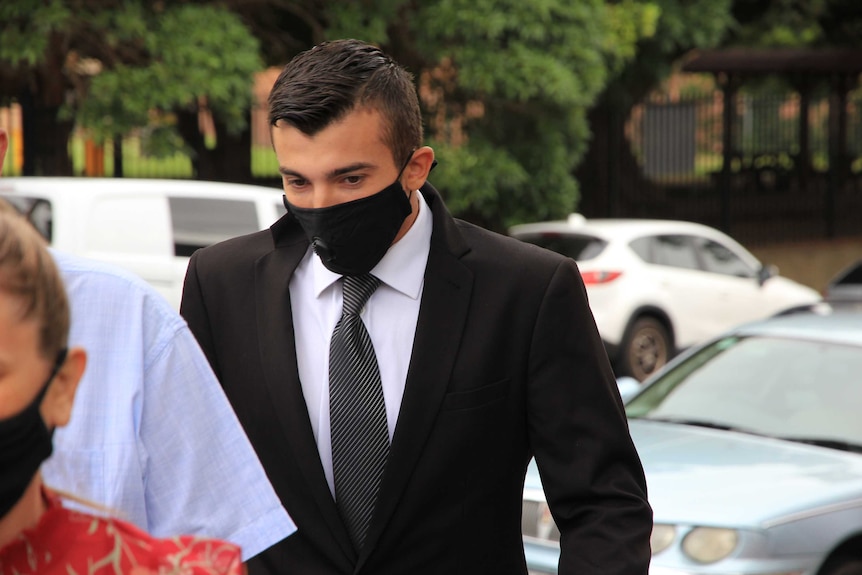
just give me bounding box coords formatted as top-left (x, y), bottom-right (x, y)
top-left (823, 559), bottom-right (862, 575)
top-left (618, 316), bottom-right (671, 382)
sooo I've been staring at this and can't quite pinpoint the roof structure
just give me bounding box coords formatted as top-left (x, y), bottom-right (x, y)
top-left (682, 48), bottom-right (862, 75)
top-left (679, 48), bottom-right (862, 240)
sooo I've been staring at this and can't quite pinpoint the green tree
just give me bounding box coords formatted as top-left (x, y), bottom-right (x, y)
top-left (731, 0), bottom-right (862, 48)
top-left (575, 0), bottom-right (736, 217)
top-left (306, 0), bottom-right (659, 230)
top-left (0, 1), bottom-right (262, 178)
top-left (2, 0), bottom-right (659, 229)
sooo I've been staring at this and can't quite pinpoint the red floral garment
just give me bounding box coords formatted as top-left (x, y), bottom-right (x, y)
top-left (0, 490), bottom-right (243, 575)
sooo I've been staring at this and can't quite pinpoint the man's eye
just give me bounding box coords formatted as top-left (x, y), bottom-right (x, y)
top-left (343, 175), bottom-right (363, 185)
top-left (285, 178), bottom-right (307, 188)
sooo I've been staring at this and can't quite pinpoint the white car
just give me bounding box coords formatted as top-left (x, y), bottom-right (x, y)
top-left (509, 214), bottom-right (821, 381)
top-left (0, 177), bottom-right (286, 309)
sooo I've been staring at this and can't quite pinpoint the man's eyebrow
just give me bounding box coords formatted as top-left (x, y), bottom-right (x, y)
top-left (278, 167), bottom-right (304, 178)
top-left (331, 162), bottom-right (376, 177)
top-left (278, 162), bottom-right (377, 179)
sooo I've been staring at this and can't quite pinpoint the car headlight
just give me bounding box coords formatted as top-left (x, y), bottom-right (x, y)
top-left (682, 527), bottom-right (739, 563)
top-left (650, 524), bottom-right (676, 555)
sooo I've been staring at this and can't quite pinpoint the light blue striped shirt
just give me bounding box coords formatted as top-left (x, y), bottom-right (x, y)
top-left (41, 249), bottom-right (296, 560)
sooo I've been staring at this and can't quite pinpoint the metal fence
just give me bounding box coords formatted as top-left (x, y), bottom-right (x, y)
top-left (613, 89), bottom-right (862, 245)
top-left (3, 86), bottom-right (861, 245)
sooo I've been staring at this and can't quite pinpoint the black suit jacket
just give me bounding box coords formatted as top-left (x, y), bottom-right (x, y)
top-left (180, 184), bottom-right (651, 575)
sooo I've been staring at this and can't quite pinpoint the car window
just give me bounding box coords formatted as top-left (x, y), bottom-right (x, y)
top-left (169, 197), bottom-right (260, 257)
top-left (514, 233), bottom-right (607, 261)
top-left (696, 238), bottom-right (755, 278)
top-left (0, 195), bottom-right (53, 241)
top-left (626, 335), bottom-right (862, 444)
top-left (830, 261), bottom-right (862, 287)
top-left (628, 237), bottom-right (651, 262)
top-left (648, 235), bottom-right (700, 270)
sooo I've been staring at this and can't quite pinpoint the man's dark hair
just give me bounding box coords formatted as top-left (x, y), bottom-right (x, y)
top-left (268, 39), bottom-right (423, 168)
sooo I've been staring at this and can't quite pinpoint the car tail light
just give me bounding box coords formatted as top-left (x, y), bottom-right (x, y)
top-left (580, 270), bottom-right (622, 285)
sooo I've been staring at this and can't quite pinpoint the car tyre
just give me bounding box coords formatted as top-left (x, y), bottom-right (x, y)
top-left (822, 559), bottom-right (862, 575)
top-left (618, 316), bottom-right (671, 382)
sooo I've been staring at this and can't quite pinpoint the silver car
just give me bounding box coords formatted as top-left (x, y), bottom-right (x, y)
top-left (524, 307), bottom-right (862, 575)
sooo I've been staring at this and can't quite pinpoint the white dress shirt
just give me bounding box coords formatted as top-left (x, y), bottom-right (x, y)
top-left (290, 189), bottom-right (433, 497)
top-left (42, 249), bottom-right (296, 560)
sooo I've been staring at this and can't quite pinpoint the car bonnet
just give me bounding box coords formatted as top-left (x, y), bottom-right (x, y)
top-left (629, 419), bottom-right (862, 528)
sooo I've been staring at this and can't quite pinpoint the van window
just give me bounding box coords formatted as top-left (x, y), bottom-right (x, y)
top-left (0, 195), bottom-right (53, 241)
top-left (168, 197), bottom-right (259, 257)
top-left (88, 195), bottom-right (173, 256)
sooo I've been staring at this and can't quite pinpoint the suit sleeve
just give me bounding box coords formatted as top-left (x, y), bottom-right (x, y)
top-left (527, 258), bottom-right (652, 574)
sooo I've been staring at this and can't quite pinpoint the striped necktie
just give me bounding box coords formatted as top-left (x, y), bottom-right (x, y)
top-left (329, 273), bottom-right (389, 551)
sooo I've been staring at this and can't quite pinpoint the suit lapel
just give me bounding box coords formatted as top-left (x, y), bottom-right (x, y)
top-left (255, 218), bottom-right (358, 566)
top-left (357, 185), bottom-right (473, 569)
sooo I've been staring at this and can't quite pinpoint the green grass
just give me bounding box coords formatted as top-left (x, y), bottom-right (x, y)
top-left (1, 134), bottom-right (279, 178)
top-left (252, 145), bottom-right (279, 177)
top-left (66, 136), bottom-right (281, 178)
top-left (1, 150), bottom-right (15, 175)
top-left (69, 137), bottom-right (194, 178)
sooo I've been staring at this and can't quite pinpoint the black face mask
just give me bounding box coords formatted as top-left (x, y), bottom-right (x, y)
top-left (283, 157), bottom-right (414, 277)
top-left (0, 348), bottom-right (67, 519)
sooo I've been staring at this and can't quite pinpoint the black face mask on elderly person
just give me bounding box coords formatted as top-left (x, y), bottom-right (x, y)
top-left (283, 154), bottom-right (413, 277)
top-left (0, 349), bottom-right (67, 519)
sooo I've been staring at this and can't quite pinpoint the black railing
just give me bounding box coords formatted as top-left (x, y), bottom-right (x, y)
top-left (612, 90), bottom-right (862, 245)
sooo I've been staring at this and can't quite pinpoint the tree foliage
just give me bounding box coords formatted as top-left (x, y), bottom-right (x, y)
top-left (4, 0), bottom-right (860, 224)
top-left (731, 0), bottom-right (862, 48)
top-left (0, 0), bottom-right (261, 167)
top-left (317, 0), bottom-right (659, 229)
top-left (79, 4), bottom-right (262, 142)
top-left (1, 0), bottom-right (660, 228)
top-left (610, 0), bottom-right (735, 105)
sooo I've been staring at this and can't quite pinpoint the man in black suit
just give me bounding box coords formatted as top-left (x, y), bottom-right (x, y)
top-left (180, 39), bottom-right (651, 575)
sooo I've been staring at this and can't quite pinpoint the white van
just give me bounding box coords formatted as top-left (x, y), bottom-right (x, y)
top-left (0, 177), bottom-right (286, 309)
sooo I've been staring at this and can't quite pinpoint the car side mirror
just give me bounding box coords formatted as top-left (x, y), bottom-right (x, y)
top-left (757, 264), bottom-right (777, 286)
top-left (616, 376), bottom-right (641, 403)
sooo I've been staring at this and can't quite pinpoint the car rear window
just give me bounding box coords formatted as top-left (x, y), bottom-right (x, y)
top-left (514, 233), bottom-right (607, 261)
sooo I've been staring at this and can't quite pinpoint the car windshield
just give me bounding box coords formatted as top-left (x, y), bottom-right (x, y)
top-left (514, 233), bottom-right (607, 261)
top-left (827, 261), bottom-right (862, 304)
top-left (625, 335), bottom-right (862, 450)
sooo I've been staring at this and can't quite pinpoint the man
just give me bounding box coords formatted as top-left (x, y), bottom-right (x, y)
top-left (0, 127), bottom-right (296, 561)
top-left (181, 39), bottom-right (652, 574)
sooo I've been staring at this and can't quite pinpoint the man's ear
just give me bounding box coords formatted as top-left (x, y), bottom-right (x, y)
top-left (0, 128), bottom-right (8, 176)
top-left (42, 347), bottom-right (87, 428)
top-left (402, 146), bottom-right (435, 192)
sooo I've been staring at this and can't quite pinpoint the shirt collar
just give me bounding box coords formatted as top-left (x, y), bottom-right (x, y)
top-left (312, 188), bottom-right (431, 300)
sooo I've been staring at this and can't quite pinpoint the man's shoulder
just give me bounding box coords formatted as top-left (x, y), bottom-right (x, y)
top-left (50, 249), bottom-right (182, 326)
top-left (192, 228), bottom-right (276, 268)
top-left (422, 186), bottom-right (567, 271)
top-left (50, 249), bottom-right (161, 297)
top-left (452, 218), bottom-right (570, 268)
